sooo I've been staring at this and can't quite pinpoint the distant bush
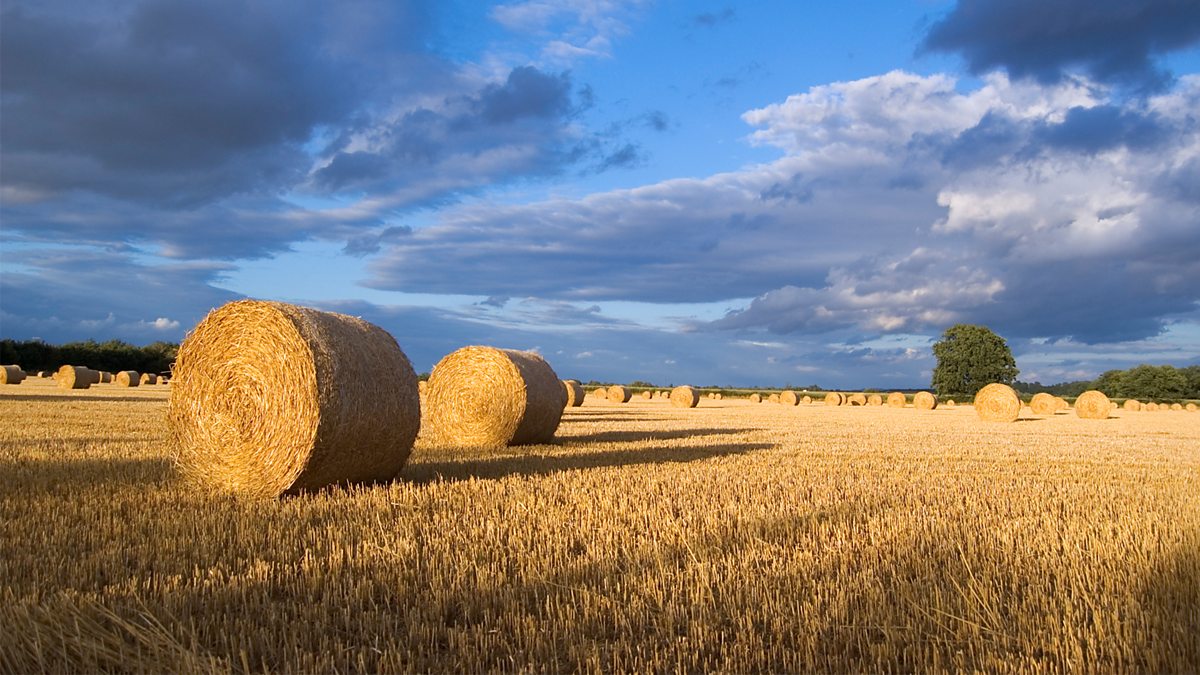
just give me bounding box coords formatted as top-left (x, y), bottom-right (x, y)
top-left (0, 339), bottom-right (177, 375)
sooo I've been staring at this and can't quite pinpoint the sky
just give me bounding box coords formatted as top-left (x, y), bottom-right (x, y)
top-left (2, 0), bottom-right (1200, 388)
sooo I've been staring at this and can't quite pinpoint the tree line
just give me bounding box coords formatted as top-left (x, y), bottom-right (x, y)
top-left (1017, 364), bottom-right (1200, 401)
top-left (0, 339), bottom-right (178, 375)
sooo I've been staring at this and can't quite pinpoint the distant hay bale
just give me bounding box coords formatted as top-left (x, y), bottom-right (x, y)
top-left (1074, 390), bottom-right (1112, 419)
top-left (168, 300), bottom-right (421, 498)
top-left (706, 392), bottom-right (715, 399)
top-left (37, 371), bottom-right (49, 378)
top-left (945, 399), bottom-right (956, 408)
top-left (140, 373), bottom-right (158, 385)
top-left (607, 385), bottom-right (631, 403)
top-left (801, 395), bottom-right (812, 404)
top-left (1030, 392), bottom-right (1058, 416)
top-left (887, 392), bottom-right (906, 408)
top-left (99, 371), bottom-right (113, 384)
top-left (769, 393), bottom-right (780, 403)
top-left (57, 365), bottom-right (99, 389)
top-left (867, 394), bottom-right (883, 406)
top-left (1170, 403), bottom-right (1183, 411)
top-left (641, 390), bottom-right (653, 400)
top-left (670, 385), bottom-right (699, 408)
top-left (824, 392), bottom-right (845, 406)
top-left (714, 392), bottom-right (722, 400)
top-left (1187, 403), bottom-right (1197, 412)
top-left (749, 393), bottom-right (762, 403)
top-left (847, 393), bottom-right (867, 406)
top-left (913, 391), bottom-right (938, 410)
top-left (426, 346), bottom-right (565, 449)
top-left (419, 380), bottom-right (428, 395)
top-left (1123, 399), bottom-right (1142, 411)
top-left (592, 387), bottom-right (607, 400)
top-left (1145, 402), bottom-right (1159, 411)
top-left (974, 383), bottom-right (1021, 422)
top-left (780, 390), bottom-right (799, 406)
top-left (563, 380), bottom-right (585, 407)
top-left (114, 371), bottom-right (140, 387)
top-left (1, 365), bottom-right (26, 385)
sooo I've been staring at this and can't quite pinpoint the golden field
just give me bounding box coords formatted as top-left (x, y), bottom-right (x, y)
top-left (1, 378), bottom-right (1198, 673)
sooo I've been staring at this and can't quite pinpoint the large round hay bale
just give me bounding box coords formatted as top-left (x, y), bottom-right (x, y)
top-left (780, 390), bottom-right (799, 406)
top-left (1074, 390), bottom-right (1111, 419)
top-left (974, 383), bottom-right (1020, 422)
top-left (913, 391), bottom-right (938, 410)
top-left (1145, 402), bottom-right (1159, 411)
top-left (887, 392), bottom-right (906, 408)
top-left (98, 371), bottom-right (113, 384)
top-left (824, 392), bottom-right (845, 406)
top-left (768, 393), bottom-right (780, 404)
top-left (140, 373), bottom-right (158, 385)
top-left (114, 371), bottom-right (140, 387)
top-left (57, 365), bottom-right (99, 389)
top-left (748, 393), bottom-right (761, 403)
top-left (1122, 399), bottom-right (1142, 411)
top-left (641, 390), bottom-right (653, 400)
top-left (592, 387), bottom-right (607, 400)
top-left (670, 385), bottom-right (699, 408)
top-left (168, 300), bottom-right (421, 497)
top-left (1186, 403), bottom-right (1197, 412)
top-left (426, 346), bottom-right (564, 449)
top-left (1029, 392), bottom-right (1058, 416)
top-left (867, 394), bottom-right (883, 406)
top-left (563, 380), bottom-right (585, 407)
top-left (847, 393), bottom-right (867, 406)
top-left (1170, 403), bottom-right (1183, 411)
top-left (1, 365), bottom-right (25, 385)
top-left (801, 395), bottom-right (812, 404)
top-left (607, 385), bottom-right (631, 403)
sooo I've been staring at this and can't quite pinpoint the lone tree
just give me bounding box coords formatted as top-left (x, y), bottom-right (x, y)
top-left (931, 324), bottom-right (1018, 398)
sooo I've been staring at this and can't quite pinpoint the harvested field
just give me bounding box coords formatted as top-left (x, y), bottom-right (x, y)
top-left (2, 377), bottom-right (1198, 673)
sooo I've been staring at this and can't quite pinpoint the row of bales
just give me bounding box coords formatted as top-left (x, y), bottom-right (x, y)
top-left (1, 364), bottom-right (167, 388)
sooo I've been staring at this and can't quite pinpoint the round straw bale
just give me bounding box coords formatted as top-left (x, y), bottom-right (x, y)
top-left (37, 371), bottom-right (49, 378)
top-left (563, 379), bottom-right (585, 407)
top-left (426, 346), bottom-right (564, 449)
top-left (1029, 392), bottom-right (1058, 416)
top-left (974, 383), bottom-right (1020, 422)
top-left (1145, 402), bottom-right (1159, 411)
top-left (824, 392), bottom-right (845, 406)
top-left (57, 365), bottom-right (99, 389)
top-left (887, 392), bottom-right (906, 407)
top-left (1122, 399), bottom-right (1142, 411)
top-left (867, 394), bottom-right (883, 406)
top-left (1, 365), bottom-right (26, 385)
top-left (168, 300), bottom-right (421, 497)
top-left (749, 393), bottom-right (761, 403)
top-left (780, 390), bottom-right (799, 406)
top-left (641, 390), bottom-right (653, 400)
top-left (607, 385), bottom-right (631, 403)
top-left (945, 399), bottom-right (956, 408)
top-left (714, 392), bottom-right (722, 400)
top-left (114, 371), bottom-right (140, 387)
top-left (140, 373), bottom-right (158, 385)
top-left (1170, 403), bottom-right (1183, 411)
top-left (847, 393), bottom-right (867, 406)
top-left (913, 391), bottom-right (938, 410)
top-left (769, 393), bottom-right (780, 403)
top-left (1186, 403), bottom-right (1197, 412)
top-left (670, 385), bottom-right (699, 408)
top-left (1053, 397), bottom-right (1068, 411)
top-left (98, 371), bottom-right (112, 384)
top-left (592, 387), bottom-right (607, 400)
top-left (1074, 390), bottom-right (1111, 419)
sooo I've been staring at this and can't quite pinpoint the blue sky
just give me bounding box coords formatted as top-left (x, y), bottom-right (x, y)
top-left (2, 0), bottom-right (1200, 388)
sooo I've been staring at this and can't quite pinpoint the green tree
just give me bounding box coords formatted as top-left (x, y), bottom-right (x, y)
top-left (930, 324), bottom-right (1018, 398)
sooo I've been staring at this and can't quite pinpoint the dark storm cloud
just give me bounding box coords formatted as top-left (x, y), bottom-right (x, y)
top-left (1033, 105), bottom-right (1170, 153)
top-left (922, 0), bottom-right (1200, 89)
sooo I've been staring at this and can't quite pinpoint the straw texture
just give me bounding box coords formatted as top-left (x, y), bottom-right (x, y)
top-left (974, 383), bottom-right (1021, 422)
top-left (801, 395), bottom-right (812, 405)
top-left (867, 394), bottom-right (883, 406)
top-left (1122, 399), bottom-right (1142, 411)
top-left (1074, 390), bottom-right (1111, 419)
top-left (114, 371), bottom-right (140, 387)
top-left (847, 393), bottom-right (867, 406)
top-left (749, 393), bottom-right (762, 403)
top-left (824, 392), bottom-right (845, 406)
top-left (944, 399), bottom-right (956, 408)
top-left (641, 391), bottom-right (653, 400)
top-left (1, 366), bottom-right (25, 385)
top-left (913, 391), bottom-right (938, 410)
top-left (168, 300), bottom-right (421, 498)
top-left (1029, 393), bottom-right (1058, 416)
top-left (57, 365), bottom-right (99, 390)
top-left (1187, 403), bottom-right (1197, 412)
top-left (140, 373), bottom-right (159, 385)
top-left (563, 380), bottom-right (585, 408)
top-left (780, 391), bottom-right (799, 406)
top-left (607, 385), bottom-right (632, 403)
top-left (426, 346), bottom-right (564, 449)
top-left (592, 387), bottom-right (607, 400)
top-left (768, 394), bottom-right (780, 404)
top-left (887, 392), bottom-right (906, 408)
top-left (669, 385), bottom-right (699, 408)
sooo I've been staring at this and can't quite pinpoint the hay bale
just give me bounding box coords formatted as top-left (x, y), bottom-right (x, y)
top-left (780, 390), bottom-right (799, 406)
top-left (670, 385), bottom-right (699, 408)
top-left (887, 392), bottom-right (906, 408)
top-left (749, 393), bottom-right (762, 403)
top-left (714, 392), bottom-right (722, 400)
top-left (945, 399), bottom-right (956, 408)
top-left (867, 394), bottom-right (883, 406)
top-left (801, 395), bottom-right (812, 404)
top-left (913, 391), bottom-right (938, 410)
top-left (974, 383), bottom-right (1020, 422)
top-left (1187, 403), bottom-right (1197, 412)
top-left (607, 385), bottom-right (631, 403)
top-left (1145, 402), bottom-right (1159, 411)
top-left (592, 387), bottom-right (607, 400)
top-left (1123, 399), bottom-right (1142, 411)
top-left (1030, 392), bottom-right (1058, 416)
top-left (1074, 390), bottom-right (1111, 419)
top-left (824, 392), bottom-right (845, 406)
top-left (768, 393), bottom-right (780, 403)
top-left (99, 371), bottom-right (113, 384)
top-left (641, 390), bottom-right (653, 400)
top-left (847, 393), bottom-right (867, 406)
top-left (426, 346), bottom-right (564, 449)
top-left (140, 373), bottom-right (158, 385)
top-left (1, 365), bottom-right (26, 385)
top-left (563, 380), bottom-right (585, 407)
top-left (1170, 403), bottom-right (1183, 411)
top-left (168, 300), bottom-right (421, 497)
top-left (57, 365), bottom-right (99, 389)
top-left (114, 371), bottom-right (140, 387)
top-left (419, 380), bottom-right (428, 394)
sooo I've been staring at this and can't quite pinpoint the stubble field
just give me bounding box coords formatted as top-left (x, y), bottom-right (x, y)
top-left (1, 378), bottom-right (1198, 673)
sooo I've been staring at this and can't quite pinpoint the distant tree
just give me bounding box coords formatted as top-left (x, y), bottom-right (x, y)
top-left (1101, 364), bottom-right (1188, 400)
top-left (930, 324), bottom-right (1018, 398)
